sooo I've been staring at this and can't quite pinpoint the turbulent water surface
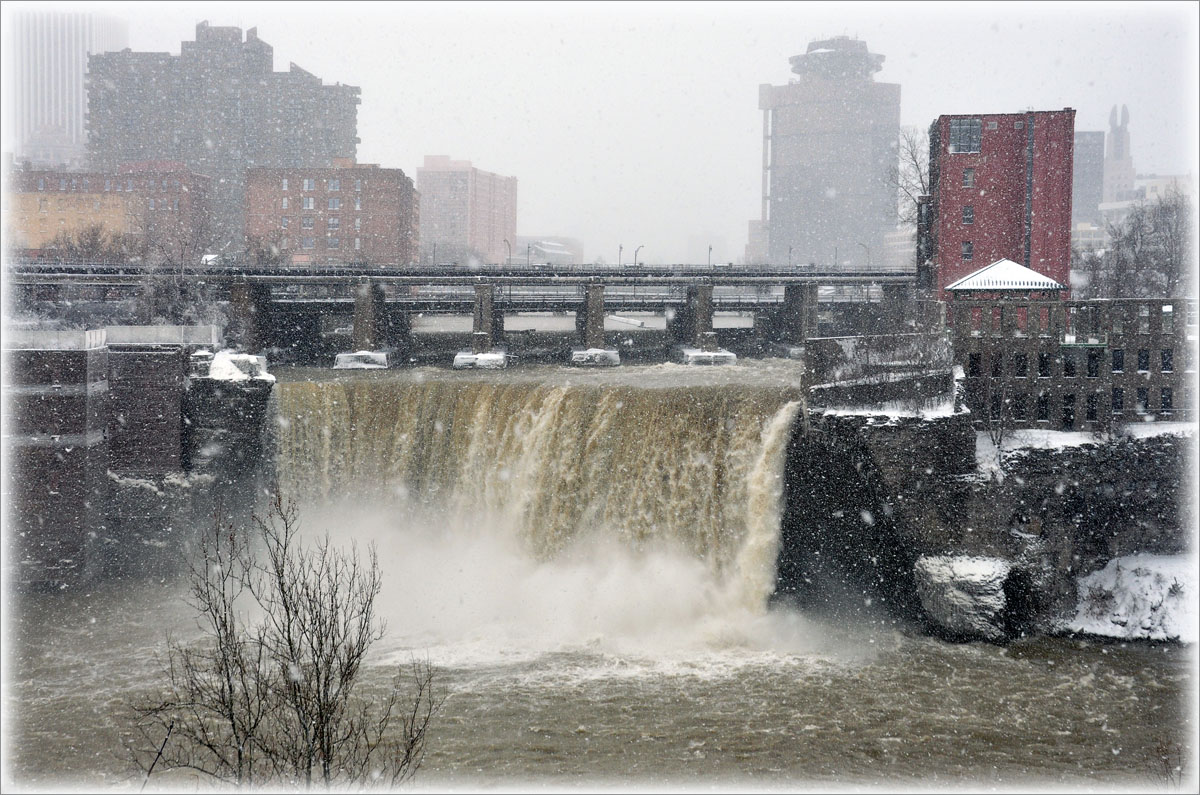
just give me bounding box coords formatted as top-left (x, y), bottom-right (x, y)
top-left (5, 362), bottom-right (1195, 790)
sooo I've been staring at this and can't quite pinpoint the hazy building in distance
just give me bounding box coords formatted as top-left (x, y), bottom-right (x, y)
top-left (245, 160), bottom-right (418, 266)
top-left (416, 156), bottom-right (517, 266)
top-left (1072, 130), bottom-right (1105, 227)
top-left (6, 162), bottom-right (210, 258)
top-left (514, 236), bottom-right (584, 266)
top-left (7, 9), bottom-right (129, 169)
top-left (921, 109), bottom-right (1076, 299)
top-left (756, 37), bottom-right (900, 270)
top-left (87, 22), bottom-right (360, 252)
top-left (1103, 104), bottom-right (1136, 203)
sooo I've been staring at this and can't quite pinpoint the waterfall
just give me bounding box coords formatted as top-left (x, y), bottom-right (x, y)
top-left (275, 377), bottom-right (804, 612)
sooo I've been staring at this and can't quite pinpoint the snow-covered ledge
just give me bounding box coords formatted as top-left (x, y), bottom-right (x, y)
top-left (453, 349), bottom-right (508, 369)
top-left (672, 346), bottom-right (737, 366)
top-left (334, 350), bottom-right (391, 370)
top-left (569, 347), bottom-right (620, 366)
top-left (1060, 554), bottom-right (1196, 643)
top-left (915, 555), bottom-right (1011, 642)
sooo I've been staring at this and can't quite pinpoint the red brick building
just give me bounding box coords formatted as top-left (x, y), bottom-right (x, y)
top-left (922, 109), bottom-right (1075, 300)
top-left (6, 161), bottom-right (210, 263)
top-left (244, 159), bottom-right (418, 266)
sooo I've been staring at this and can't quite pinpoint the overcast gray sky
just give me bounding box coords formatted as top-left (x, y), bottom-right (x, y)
top-left (7, 0), bottom-right (1199, 264)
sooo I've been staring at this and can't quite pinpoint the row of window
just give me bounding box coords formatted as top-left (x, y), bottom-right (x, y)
top-left (965, 302), bottom-right (1179, 336)
top-left (35, 177), bottom-right (183, 192)
top-left (280, 178), bottom-right (363, 192)
top-left (948, 118), bottom-right (1026, 155)
top-left (968, 347), bottom-right (1177, 378)
top-left (988, 387), bottom-right (1175, 426)
top-left (280, 216), bottom-right (362, 230)
top-left (283, 236), bottom-right (363, 251)
top-left (279, 196), bottom-right (361, 211)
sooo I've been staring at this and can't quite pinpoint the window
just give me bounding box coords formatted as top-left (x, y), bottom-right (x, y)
top-left (968, 353), bottom-right (981, 377)
top-left (302, 197), bottom-right (315, 210)
top-left (355, 217), bottom-right (361, 230)
top-left (1013, 352), bottom-right (1028, 377)
top-left (148, 199), bottom-right (156, 210)
top-left (328, 237), bottom-right (340, 249)
top-left (354, 196), bottom-right (362, 211)
top-left (282, 197), bottom-right (289, 209)
top-left (126, 179), bottom-right (134, 191)
top-left (1036, 392), bottom-right (1049, 421)
top-left (1137, 349), bottom-right (1150, 372)
top-left (303, 178), bottom-right (316, 191)
top-left (60, 178), bottom-right (67, 190)
top-left (1087, 350), bottom-right (1100, 378)
top-left (1161, 387), bottom-right (1173, 414)
top-left (354, 237), bottom-right (361, 250)
top-left (1062, 352), bottom-right (1076, 377)
top-left (37, 178), bottom-right (45, 190)
top-left (161, 179), bottom-right (167, 191)
top-left (986, 120), bottom-right (998, 130)
top-left (991, 353), bottom-right (1002, 378)
top-left (1086, 393), bottom-right (1098, 422)
top-left (1138, 304), bottom-right (1150, 333)
top-left (1112, 387), bottom-right (1124, 413)
top-left (1137, 387), bottom-right (1149, 413)
top-left (301, 217), bottom-right (315, 229)
top-left (962, 241), bottom-right (973, 261)
top-left (104, 179), bottom-right (111, 191)
top-left (1162, 349), bottom-right (1173, 372)
top-left (949, 118), bottom-right (982, 153)
top-left (962, 205), bottom-right (974, 225)
top-left (990, 392), bottom-right (1002, 419)
top-left (302, 237), bottom-right (315, 249)
top-left (962, 168), bottom-right (975, 188)
top-left (355, 179), bottom-right (362, 191)
top-left (1038, 352), bottom-right (1051, 378)
top-left (173, 198), bottom-right (179, 211)
top-left (38, 198), bottom-right (47, 212)
top-left (328, 197), bottom-right (341, 210)
top-left (1013, 394), bottom-right (1028, 421)
top-left (1061, 394), bottom-right (1075, 430)
top-left (1112, 349), bottom-right (1124, 373)
top-left (1162, 305), bottom-right (1174, 333)
top-left (327, 217), bottom-right (340, 229)
top-left (328, 179), bottom-right (340, 191)
top-left (281, 216), bottom-right (290, 229)
top-left (1014, 121), bottom-right (1025, 130)
top-left (281, 178), bottom-right (289, 191)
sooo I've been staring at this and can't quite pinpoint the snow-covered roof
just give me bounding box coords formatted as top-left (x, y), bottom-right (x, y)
top-left (945, 259), bottom-right (1065, 292)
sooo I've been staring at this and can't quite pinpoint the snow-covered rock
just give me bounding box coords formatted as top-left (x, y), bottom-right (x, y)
top-left (207, 350), bottom-right (275, 383)
top-left (1062, 554), bottom-right (1197, 643)
top-left (333, 350), bottom-right (391, 369)
top-left (453, 350), bottom-right (508, 369)
top-left (673, 346), bottom-right (737, 366)
top-left (915, 555), bottom-right (1012, 641)
top-left (569, 347), bottom-right (620, 366)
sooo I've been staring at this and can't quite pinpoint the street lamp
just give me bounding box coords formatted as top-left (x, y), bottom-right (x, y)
top-left (526, 243), bottom-right (531, 266)
top-left (634, 245), bottom-right (643, 267)
top-left (707, 245), bottom-right (712, 266)
top-left (503, 238), bottom-right (511, 266)
top-left (858, 242), bottom-right (870, 268)
top-left (618, 244), bottom-right (623, 267)
top-left (788, 245), bottom-right (793, 268)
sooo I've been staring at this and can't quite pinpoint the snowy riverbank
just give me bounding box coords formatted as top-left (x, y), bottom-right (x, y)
top-left (1061, 553), bottom-right (1198, 643)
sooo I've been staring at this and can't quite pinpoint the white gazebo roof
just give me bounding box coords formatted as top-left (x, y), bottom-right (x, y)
top-left (945, 258), bottom-right (1066, 292)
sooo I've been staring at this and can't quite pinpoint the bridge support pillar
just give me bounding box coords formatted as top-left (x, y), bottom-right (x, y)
top-left (471, 283), bottom-right (500, 353)
top-left (691, 284), bottom-right (717, 351)
top-left (781, 284), bottom-right (819, 343)
top-left (228, 282), bottom-right (273, 353)
top-left (574, 284), bottom-right (607, 349)
top-left (352, 281), bottom-right (387, 351)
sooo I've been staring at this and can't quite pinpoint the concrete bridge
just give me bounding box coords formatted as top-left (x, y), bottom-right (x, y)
top-left (7, 262), bottom-right (919, 359)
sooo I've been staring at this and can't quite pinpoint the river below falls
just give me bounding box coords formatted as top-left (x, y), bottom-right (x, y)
top-left (4, 576), bottom-right (1193, 791)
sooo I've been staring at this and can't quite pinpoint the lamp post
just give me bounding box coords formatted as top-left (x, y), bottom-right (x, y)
top-left (618, 244), bottom-right (623, 267)
top-left (526, 243), bottom-right (531, 266)
top-left (634, 245), bottom-right (643, 267)
top-left (788, 245), bottom-right (793, 268)
top-left (503, 238), bottom-right (511, 266)
top-left (858, 242), bottom-right (870, 268)
top-left (707, 245), bottom-right (712, 266)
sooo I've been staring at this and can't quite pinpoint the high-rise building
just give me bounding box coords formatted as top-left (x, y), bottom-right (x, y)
top-left (921, 109), bottom-right (1076, 299)
top-left (416, 156), bottom-right (517, 266)
top-left (756, 37), bottom-right (900, 270)
top-left (1072, 130), bottom-right (1105, 226)
top-left (7, 9), bottom-right (129, 168)
top-left (245, 160), bottom-right (418, 266)
top-left (1103, 104), bottom-right (1136, 203)
top-left (87, 22), bottom-right (360, 251)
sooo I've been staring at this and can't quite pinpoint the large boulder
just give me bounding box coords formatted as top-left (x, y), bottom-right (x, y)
top-left (915, 555), bottom-right (1011, 641)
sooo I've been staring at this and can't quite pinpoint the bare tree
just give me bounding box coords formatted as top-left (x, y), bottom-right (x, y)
top-left (893, 126), bottom-right (931, 228)
top-left (1075, 188), bottom-right (1193, 299)
top-left (130, 495), bottom-right (441, 789)
top-left (245, 233), bottom-right (292, 266)
top-left (44, 223), bottom-right (145, 265)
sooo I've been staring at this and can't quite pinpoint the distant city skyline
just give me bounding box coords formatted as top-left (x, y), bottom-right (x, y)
top-left (2, 0), bottom-right (1196, 264)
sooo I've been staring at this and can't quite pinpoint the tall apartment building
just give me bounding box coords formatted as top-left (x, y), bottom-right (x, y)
top-left (6, 9), bottom-right (129, 168)
top-left (416, 156), bottom-right (517, 266)
top-left (6, 162), bottom-right (211, 260)
top-left (86, 22), bottom-right (360, 251)
top-left (245, 160), bottom-right (418, 266)
top-left (1072, 130), bottom-right (1105, 226)
top-left (921, 109), bottom-right (1075, 300)
top-left (756, 37), bottom-right (900, 270)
